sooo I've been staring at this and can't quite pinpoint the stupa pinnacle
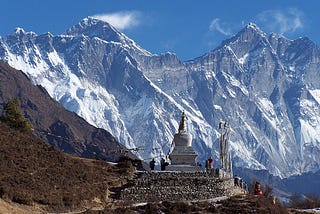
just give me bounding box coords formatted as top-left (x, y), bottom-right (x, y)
top-left (178, 111), bottom-right (186, 132)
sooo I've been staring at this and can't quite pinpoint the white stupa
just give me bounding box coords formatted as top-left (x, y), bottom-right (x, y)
top-left (167, 111), bottom-right (198, 171)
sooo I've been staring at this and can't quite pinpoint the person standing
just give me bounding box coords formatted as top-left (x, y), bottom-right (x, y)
top-left (254, 181), bottom-right (263, 195)
top-left (208, 156), bottom-right (213, 169)
top-left (160, 157), bottom-right (166, 171)
top-left (149, 158), bottom-right (155, 170)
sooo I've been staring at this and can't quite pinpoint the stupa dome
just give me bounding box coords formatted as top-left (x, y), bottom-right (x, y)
top-left (173, 132), bottom-right (192, 147)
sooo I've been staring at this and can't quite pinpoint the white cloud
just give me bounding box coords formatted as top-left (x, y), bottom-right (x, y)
top-left (209, 18), bottom-right (232, 36)
top-left (257, 8), bottom-right (304, 35)
top-left (92, 11), bottom-right (142, 30)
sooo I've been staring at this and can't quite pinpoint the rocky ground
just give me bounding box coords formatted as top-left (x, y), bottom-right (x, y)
top-left (0, 122), bottom-right (136, 213)
top-left (90, 194), bottom-right (287, 213)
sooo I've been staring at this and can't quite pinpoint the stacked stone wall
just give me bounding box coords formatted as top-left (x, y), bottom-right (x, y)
top-left (119, 171), bottom-right (244, 203)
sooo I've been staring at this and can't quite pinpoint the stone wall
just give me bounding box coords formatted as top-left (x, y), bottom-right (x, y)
top-left (119, 171), bottom-right (245, 203)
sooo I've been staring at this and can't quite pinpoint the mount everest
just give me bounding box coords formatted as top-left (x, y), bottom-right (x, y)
top-left (0, 17), bottom-right (319, 178)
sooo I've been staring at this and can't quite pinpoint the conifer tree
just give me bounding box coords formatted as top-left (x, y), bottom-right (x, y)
top-left (2, 98), bottom-right (33, 133)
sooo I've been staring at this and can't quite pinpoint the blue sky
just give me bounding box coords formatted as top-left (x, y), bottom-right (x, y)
top-left (1, 0), bottom-right (319, 61)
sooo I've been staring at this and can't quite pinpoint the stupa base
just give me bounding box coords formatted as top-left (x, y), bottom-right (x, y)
top-left (166, 164), bottom-right (199, 172)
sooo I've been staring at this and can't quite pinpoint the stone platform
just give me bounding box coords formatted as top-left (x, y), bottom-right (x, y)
top-left (166, 164), bottom-right (198, 171)
top-left (118, 171), bottom-right (244, 203)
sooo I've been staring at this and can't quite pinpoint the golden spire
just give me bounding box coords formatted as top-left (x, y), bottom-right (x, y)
top-left (178, 111), bottom-right (186, 132)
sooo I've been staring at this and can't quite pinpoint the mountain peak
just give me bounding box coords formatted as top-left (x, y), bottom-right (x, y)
top-left (12, 27), bottom-right (37, 37)
top-left (218, 22), bottom-right (268, 52)
top-left (64, 17), bottom-right (152, 56)
top-left (5, 27), bottom-right (37, 44)
top-left (245, 22), bottom-right (260, 30)
top-left (64, 16), bottom-right (120, 39)
top-left (79, 16), bottom-right (116, 31)
top-left (241, 22), bottom-right (266, 37)
top-left (14, 27), bottom-right (26, 35)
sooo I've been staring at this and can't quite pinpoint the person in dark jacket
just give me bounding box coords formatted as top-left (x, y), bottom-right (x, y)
top-left (160, 157), bottom-right (168, 171)
top-left (205, 160), bottom-right (209, 171)
top-left (149, 158), bottom-right (155, 170)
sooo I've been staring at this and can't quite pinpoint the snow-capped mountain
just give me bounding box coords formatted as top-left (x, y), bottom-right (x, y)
top-left (1, 18), bottom-right (319, 178)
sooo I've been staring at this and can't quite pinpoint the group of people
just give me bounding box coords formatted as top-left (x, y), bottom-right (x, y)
top-left (149, 157), bottom-right (169, 171)
top-left (150, 156), bottom-right (214, 172)
top-left (234, 175), bottom-right (263, 195)
top-left (234, 175), bottom-right (247, 191)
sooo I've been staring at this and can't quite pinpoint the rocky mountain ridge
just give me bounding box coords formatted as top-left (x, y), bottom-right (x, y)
top-left (0, 61), bottom-right (138, 162)
top-left (0, 17), bottom-right (319, 178)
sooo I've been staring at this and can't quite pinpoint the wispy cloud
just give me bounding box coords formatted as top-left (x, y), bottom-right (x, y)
top-left (257, 8), bottom-right (304, 35)
top-left (92, 11), bottom-right (142, 30)
top-left (209, 18), bottom-right (233, 36)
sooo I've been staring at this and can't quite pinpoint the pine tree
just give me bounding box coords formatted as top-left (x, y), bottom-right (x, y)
top-left (2, 98), bottom-right (33, 133)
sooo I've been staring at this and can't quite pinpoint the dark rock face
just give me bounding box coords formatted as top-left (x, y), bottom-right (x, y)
top-left (0, 61), bottom-right (137, 162)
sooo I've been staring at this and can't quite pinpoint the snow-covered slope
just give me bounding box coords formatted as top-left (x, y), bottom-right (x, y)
top-left (1, 18), bottom-right (319, 178)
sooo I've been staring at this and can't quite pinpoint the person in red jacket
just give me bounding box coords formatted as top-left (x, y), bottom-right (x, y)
top-left (254, 181), bottom-right (263, 195)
